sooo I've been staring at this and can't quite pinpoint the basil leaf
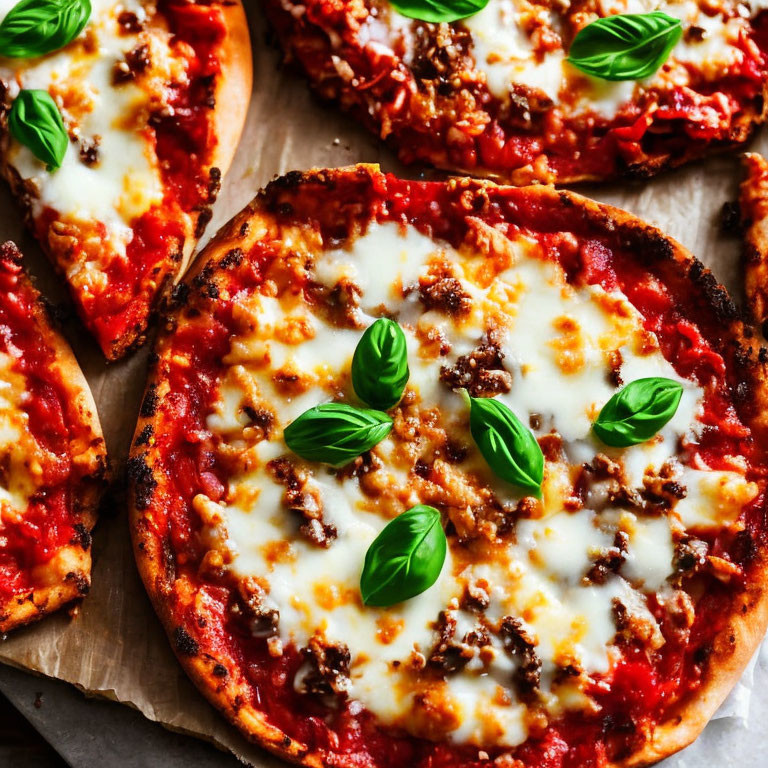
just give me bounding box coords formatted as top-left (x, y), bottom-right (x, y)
top-left (284, 403), bottom-right (392, 467)
top-left (352, 318), bottom-right (409, 410)
top-left (0, 0), bottom-right (91, 59)
top-left (593, 377), bottom-right (683, 447)
top-left (8, 90), bottom-right (68, 170)
top-left (465, 393), bottom-right (543, 497)
top-left (567, 12), bottom-right (682, 81)
top-left (388, 0), bottom-right (488, 24)
top-left (360, 504), bottom-right (447, 607)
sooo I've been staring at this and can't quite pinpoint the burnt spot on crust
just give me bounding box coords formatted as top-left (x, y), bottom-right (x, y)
top-left (268, 458), bottom-right (337, 547)
top-left (134, 424), bottom-right (154, 447)
top-left (499, 616), bottom-right (541, 696)
top-left (220, 248), bottom-right (244, 269)
top-left (127, 454), bottom-right (157, 511)
top-left (439, 335), bottom-right (512, 396)
top-left (212, 663), bottom-right (228, 678)
top-left (72, 523), bottom-right (92, 551)
top-left (195, 207), bottom-right (214, 239)
top-left (686, 259), bottom-right (738, 324)
top-left (297, 636), bottom-right (351, 698)
top-left (64, 571), bottom-right (90, 596)
top-left (208, 167), bottom-right (222, 202)
top-left (140, 386), bottom-right (159, 418)
top-left (174, 626), bottom-right (199, 656)
top-left (169, 282), bottom-right (191, 309)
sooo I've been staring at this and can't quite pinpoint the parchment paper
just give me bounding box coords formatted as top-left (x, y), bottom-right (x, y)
top-left (0, 3), bottom-right (766, 765)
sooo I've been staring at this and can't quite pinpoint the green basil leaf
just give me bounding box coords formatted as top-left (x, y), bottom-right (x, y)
top-left (465, 393), bottom-right (543, 497)
top-left (284, 403), bottom-right (392, 467)
top-left (351, 318), bottom-right (409, 410)
top-left (388, 0), bottom-right (488, 24)
top-left (593, 377), bottom-right (683, 447)
top-left (8, 90), bottom-right (68, 170)
top-left (0, 0), bottom-right (91, 59)
top-left (567, 12), bottom-right (682, 82)
top-left (360, 504), bottom-right (447, 607)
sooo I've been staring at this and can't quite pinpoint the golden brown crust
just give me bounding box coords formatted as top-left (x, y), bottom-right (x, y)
top-left (131, 165), bottom-right (768, 767)
top-left (740, 152), bottom-right (768, 328)
top-left (0, 250), bottom-right (108, 634)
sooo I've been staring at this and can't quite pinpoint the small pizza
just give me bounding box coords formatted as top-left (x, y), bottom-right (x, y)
top-left (130, 165), bottom-right (768, 767)
top-left (264, 0), bottom-right (768, 184)
top-left (0, 0), bottom-right (252, 359)
top-left (0, 241), bottom-right (107, 633)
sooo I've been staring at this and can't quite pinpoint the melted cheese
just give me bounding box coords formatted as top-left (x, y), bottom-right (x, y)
top-left (0, 352), bottom-right (42, 516)
top-left (0, 0), bottom-right (184, 264)
top-left (200, 221), bottom-right (754, 747)
top-left (376, 0), bottom-right (754, 120)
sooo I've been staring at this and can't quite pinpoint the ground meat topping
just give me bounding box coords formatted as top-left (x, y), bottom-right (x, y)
top-left (235, 577), bottom-right (280, 638)
top-left (418, 267), bottom-right (472, 317)
top-left (439, 334), bottom-right (513, 396)
top-left (499, 616), bottom-right (542, 696)
top-left (585, 531), bottom-right (628, 585)
top-left (297, 636), bottom-right (352, 698)
top-left (267, 457), bottom-right (337, 547)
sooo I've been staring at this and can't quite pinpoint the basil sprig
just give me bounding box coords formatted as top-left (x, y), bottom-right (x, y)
top-left (567, 12), bottom-right (682, 81)
top-left (0, 0), bottom-right (91, 59)
top-left (388, 0), bottom-right (489, 23)
top-left (352, 318), bottom-right (409, 410)
top-left (593, 377), bottom-right (683, 447)
top-left (464, 392), bottom-right (543, 497)
top-left (9, 90), bottom-right (68, 170)
top-left (360, 504), bottom-right (447, 606)
top-left (284, 403), bottom-right (392, 467)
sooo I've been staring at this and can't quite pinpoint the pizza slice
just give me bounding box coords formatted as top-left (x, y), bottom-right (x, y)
top-left (130, 165), bottom-right (768, 767)
top-left (264, 0), bottom-right (768, 183)
top-left (0, 0), bottom-right (252, 359)
top-left (0, 241), bottom-right (107, 633)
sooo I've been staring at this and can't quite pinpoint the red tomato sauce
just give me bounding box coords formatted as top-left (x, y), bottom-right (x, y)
top-left (0, 250), bottom-right (82, 601)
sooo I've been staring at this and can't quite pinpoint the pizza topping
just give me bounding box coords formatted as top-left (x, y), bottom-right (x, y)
top-left (592, 377), bottom-right (684, 447)
top-left (360, 504), bottom-right (447, 606)
top-left (351, 317), bottom-right (410, 410)
top-left (389, 0), bottom-right (489, 23)
top-left (8, 89), bottom-right (68, 170)
top-left (464, 392), bottom-right (544, 497)
top-left (0, 0), bottom-right (91, 58)
top-left (439, 334), bottom-right (513, 397)
top-left (567, 11), bottom-right (683, 81)
top-left (284, 403), bottom-right (394, 467)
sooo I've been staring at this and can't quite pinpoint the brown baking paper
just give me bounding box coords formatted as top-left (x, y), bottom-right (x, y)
top-left (1, 3), bottom-right (767, 766)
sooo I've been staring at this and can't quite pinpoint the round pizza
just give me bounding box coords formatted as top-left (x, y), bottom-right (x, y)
top-left (264, 0), bottom-right (768, 184)
top-left (0, 0), bottom-right (252, 359)
top-left (0, 240), bottom-right (107, 633)
top-left (130, 165), bottom-right (768, 767)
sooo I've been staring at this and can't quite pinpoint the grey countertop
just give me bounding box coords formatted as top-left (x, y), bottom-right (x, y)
top-left (0, 664), bottom-right (244, 767)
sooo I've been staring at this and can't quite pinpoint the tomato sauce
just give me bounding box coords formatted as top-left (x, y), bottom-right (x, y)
top-left (0, 249), bottom-right (84, 601)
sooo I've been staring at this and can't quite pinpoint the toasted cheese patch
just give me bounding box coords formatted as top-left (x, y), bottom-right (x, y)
top-left (198, 221), bottom-right (753, 747)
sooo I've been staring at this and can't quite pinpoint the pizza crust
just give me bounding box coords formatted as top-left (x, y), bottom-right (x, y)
top-left (0, 243), bottom-right (108, 634)
top-left (130, 165), bottom-right (768, 767)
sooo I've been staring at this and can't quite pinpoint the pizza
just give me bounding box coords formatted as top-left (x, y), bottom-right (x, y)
top-left (0, 0), bottom-right (252, 359)
top-left (129, 164), bottom-right (768, 767)
top-left (263, 0), bottom-right (768, 184)
top-left (0, 240), bottom-right (107, 633)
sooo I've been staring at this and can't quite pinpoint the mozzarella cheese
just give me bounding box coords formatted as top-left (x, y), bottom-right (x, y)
top-left (370, 0), bottom-right (753, 120)
top-left (199, 221), bottom-right (754, 747)
top-left (0, 0), bottom-right (187, 274)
